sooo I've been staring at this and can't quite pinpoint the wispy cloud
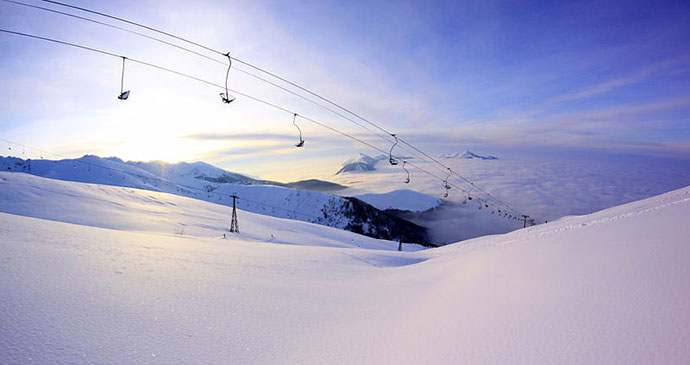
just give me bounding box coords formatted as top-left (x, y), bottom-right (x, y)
top-left (184, 132), bottom-right (297, 142)
top-left (550, 58), bottom-right (686, 104)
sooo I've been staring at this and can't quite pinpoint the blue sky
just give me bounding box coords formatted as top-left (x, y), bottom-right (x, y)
top-left (1, 0), bottom-right (689, 179)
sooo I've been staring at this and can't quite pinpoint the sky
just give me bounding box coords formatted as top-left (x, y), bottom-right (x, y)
top-left (1, 0), bottom-right (689, 180)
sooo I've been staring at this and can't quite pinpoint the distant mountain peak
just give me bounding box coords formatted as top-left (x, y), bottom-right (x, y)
top-left (441, 150), bottom-right (498, 160)
top-left (336, 153), bottom-right (387, 175)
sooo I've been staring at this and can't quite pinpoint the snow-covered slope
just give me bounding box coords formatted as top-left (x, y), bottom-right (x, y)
top-left (0, 172), bottom-right (424, 251)
top-left (1, 172), bottom-right (689, 363)
top-left (0, 156), bottom-right (428, 243)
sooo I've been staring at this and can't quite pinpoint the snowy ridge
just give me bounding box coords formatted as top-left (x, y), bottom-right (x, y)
top-left (0, 172), bottom-right (424, 251)
top-left (0, 156), bottom-right (429, 243)
top-left (1, 172), bottom-right (689, 362)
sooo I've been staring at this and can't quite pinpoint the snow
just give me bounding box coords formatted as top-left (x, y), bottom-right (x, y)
top-left (1, 172), bottom-right (690, 363)
top-left (0, 155), bottom-right (393, 235)
top-left (0, 172), bottom-right (419, 251)
top-left (332, 149), bottom-right (690, 223)
top-left (5, 150), bottom-right (690, 246)
top-left (355, 189), bottom-right (442, 212)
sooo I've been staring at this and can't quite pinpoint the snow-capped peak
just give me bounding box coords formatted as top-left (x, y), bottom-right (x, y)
top-left (441, 150), bottom-right (498, 160)
top-left (335, 153), bottom-right (387, 174)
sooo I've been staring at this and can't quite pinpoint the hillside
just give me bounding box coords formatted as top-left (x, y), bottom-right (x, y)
top-left (1, 172), bottom-right (689, 363)
top-left (0, 156), bottom-right (430, 244)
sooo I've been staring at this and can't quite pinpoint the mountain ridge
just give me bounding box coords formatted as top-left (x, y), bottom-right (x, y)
top-left (0, 155), bottom-right (431, 245)
top-left (441, 150), bottom-right (498, 160)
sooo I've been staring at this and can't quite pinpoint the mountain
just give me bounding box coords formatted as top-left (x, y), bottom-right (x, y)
top-left (0, 155), bottom-right (429, 244)
top-left (283, 179), bottom-right (346, 192)
top-left (441, 150), bottom-right (498, 160)
top-left (355, 189), bottom-right (443, 212)
top-left (122, 158), bottom-right (346, 192)
top-left (2, 171), bottom-right (689, 363)
top-left (335, 153), bottom-right (387, 174)
top-left (0, 172), bottom-right (426, 251)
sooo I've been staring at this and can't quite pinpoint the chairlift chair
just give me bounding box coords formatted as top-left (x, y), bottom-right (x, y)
top-left (220, 52), bottom-right (236, 104)
top-left (292, 113), bottom-right (305, 147)
top-left (118, 57), bottom-right (130, 100)
top-left (388, 134), bottom-right (399, 165)
top-left (402, 160), bottom-right (410, 184)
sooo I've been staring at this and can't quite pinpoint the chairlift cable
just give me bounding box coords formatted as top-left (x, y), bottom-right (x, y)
top-left (8, 0), bottom-right (515, 213)
top-left (0, 26), bottom-right (526, 218)
top-left (5, 0), bottom-right (404, 147)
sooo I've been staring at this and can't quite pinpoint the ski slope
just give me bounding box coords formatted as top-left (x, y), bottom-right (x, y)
top-left (1, 172), bottom-right (689, 363)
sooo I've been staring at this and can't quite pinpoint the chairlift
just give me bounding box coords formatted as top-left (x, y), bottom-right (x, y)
top-left (118, 57), bottom-right (130, 100)
top-left (444, 168), bottom-right (452, 188)
top-left (402, 160), bottom-right (410, 184)
top-left (292, 113), bottom-right (305, 147)
top-left (219, 52), bottom-right (236, 104)
top-left (441, 167), bottom-right (452, 198)
top-left (388, 134), bottom-right (399, 165)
